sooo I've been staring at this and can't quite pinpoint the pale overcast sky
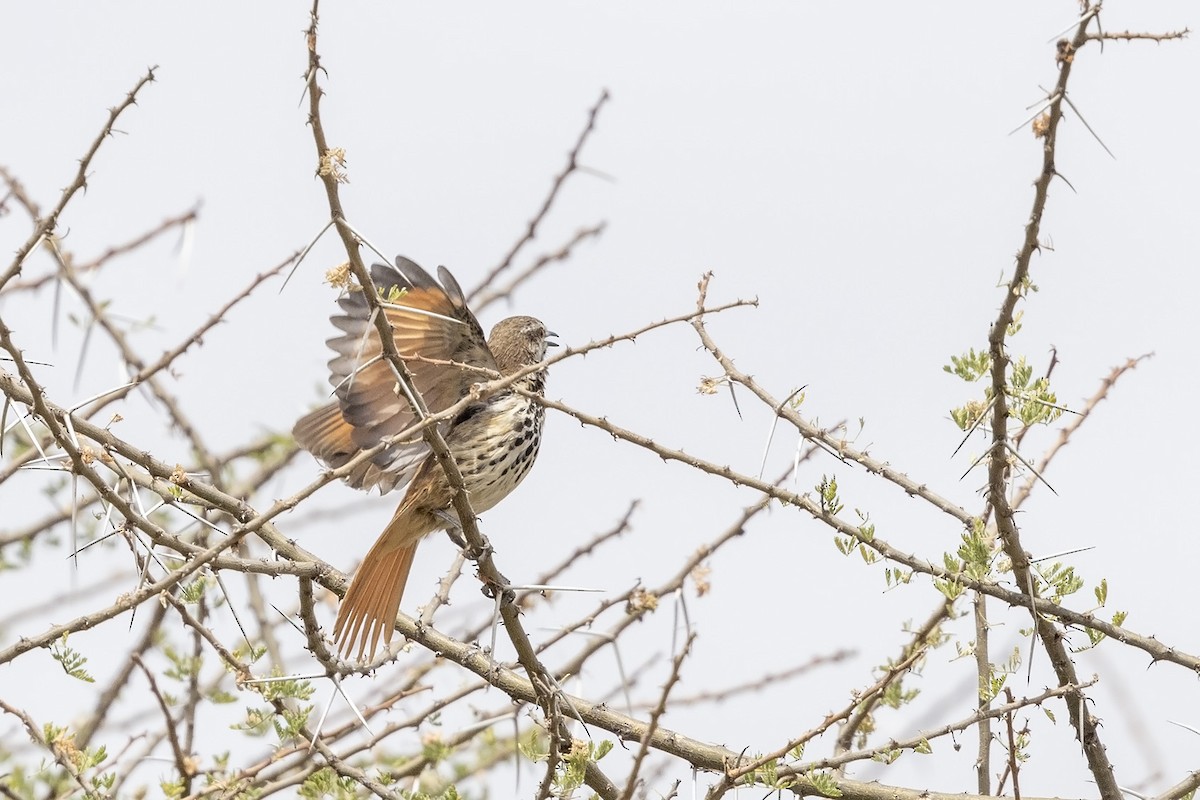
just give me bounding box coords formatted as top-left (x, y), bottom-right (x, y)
top-left (2, 3), bottom-right (1198, 796)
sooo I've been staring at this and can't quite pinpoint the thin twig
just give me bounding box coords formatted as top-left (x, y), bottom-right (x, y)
top-left (468, 90), bottom-right (610, 302)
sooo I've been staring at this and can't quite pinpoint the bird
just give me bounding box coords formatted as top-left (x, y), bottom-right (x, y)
top-left (293, 256), bottom-right (556, 661)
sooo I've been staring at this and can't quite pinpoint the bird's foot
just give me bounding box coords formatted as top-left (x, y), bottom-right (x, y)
top-left (480, 572), bottom-right (516, 606)
top-left (446, 528), bottom-right (468, 549)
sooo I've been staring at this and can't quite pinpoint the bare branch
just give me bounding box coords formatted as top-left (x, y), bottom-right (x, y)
top-left (468, 89), bottom-right (611, 302)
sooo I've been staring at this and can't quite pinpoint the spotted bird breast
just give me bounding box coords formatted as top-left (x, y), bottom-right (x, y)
top-left (450, 388), bottom-right (546, 515)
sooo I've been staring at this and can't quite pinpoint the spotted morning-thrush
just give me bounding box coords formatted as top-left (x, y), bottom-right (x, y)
top-left (293, 256), bottom-right (555, 660)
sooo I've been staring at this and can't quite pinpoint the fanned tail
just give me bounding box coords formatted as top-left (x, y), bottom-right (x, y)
top-left (333, 535), bottom-right (419, 661)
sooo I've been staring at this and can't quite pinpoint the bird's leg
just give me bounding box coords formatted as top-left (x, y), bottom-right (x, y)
top-left (479, 560), bottom-right (515, 605)
top-left (436, 509), bottom-right (469, 549)
top-left (479, 561), bottom-right (515, 605)
top-left (435, 509), bottom-right (515, 603)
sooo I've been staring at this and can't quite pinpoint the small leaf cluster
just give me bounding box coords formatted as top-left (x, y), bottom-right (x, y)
top-left (1008, 356), bottom-right (1063, 427)
top-left (741, 756), bottom-right (796, 793)
top-left (1035, 561), bottom-right (1084, 605)
top-left (945, 347), bottom-right (1065, 434)
top-left (299, 766), bottom-right (361, 799)
top-left (51, 633), bottom-right (95, 683)
top-left (557, 739), bottom-right (613, 797)
top-left (3, 724), bottom-right (115, 799)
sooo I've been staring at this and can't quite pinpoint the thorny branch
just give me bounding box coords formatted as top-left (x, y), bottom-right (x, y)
top-left (301, 0), bottom-right (596, 775)
top-left (468, 89), bottom-right (610, 303)
top-left (0, 3), bottom-right (1190, 800)
top-left (986, 5), bottom-right (1121, 797)
top-left (0, 66), bottom-right (158, 292)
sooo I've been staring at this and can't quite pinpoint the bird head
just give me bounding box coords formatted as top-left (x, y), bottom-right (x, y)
top-left (489, 316), bottom-right (558, 374)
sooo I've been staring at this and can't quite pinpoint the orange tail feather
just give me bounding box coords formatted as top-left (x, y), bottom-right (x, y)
top-left (333, 535), bottom-right (418, 661)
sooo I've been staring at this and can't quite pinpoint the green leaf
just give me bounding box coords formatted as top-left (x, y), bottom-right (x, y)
top-left (231, 707), bottom-right (271, 737)
top-left (299, 766), bottom-right (358, 798)
top-left (871, 748), bottom-right (901, 765)
top-left (273, 704), bottom-right (313, 742)
top-left (934, 578), bottom-right (964, 601)
top-left (50, 633), bottom-right (95, 683)
top-left (806, 769), bottom-right (843, 797)
top-left (180, 576), bottom-right (210, 604)
top-left (423, 733), bottom-right (453, 765)
top-left (379, 285), bottom-right (409, 303)
top-left (817, 475), bottom-right (844, 516)
top-left (944, 348), bottom-right (991, 382)
top-left (957, 528), bottom-right (994, 580)
top-left (208, 689), bottom-right (238, 704)
top-left (162, 777), bottom-right (187, 798)
top-left (162, 644), bottom-right (203, 682)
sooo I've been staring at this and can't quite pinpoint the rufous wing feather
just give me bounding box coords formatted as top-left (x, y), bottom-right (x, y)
top-left (293, 402), bottom-right (355, 465)
top-left (300, 258), bottom-right (498, 494)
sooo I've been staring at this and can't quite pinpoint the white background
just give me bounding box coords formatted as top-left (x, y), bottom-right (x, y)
top-left (2, 2), bottom-right (1198, 796)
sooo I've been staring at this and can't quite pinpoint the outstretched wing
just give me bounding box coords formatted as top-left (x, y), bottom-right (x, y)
top-left (293, 257), bottom-right (496, 493)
